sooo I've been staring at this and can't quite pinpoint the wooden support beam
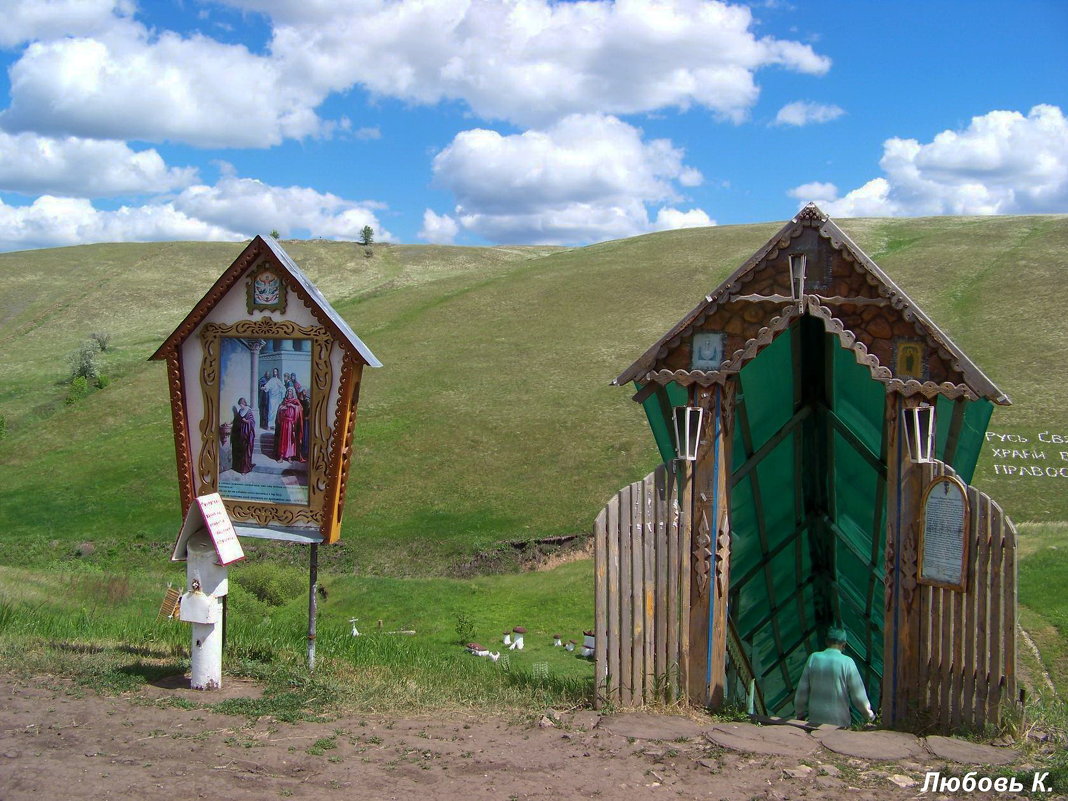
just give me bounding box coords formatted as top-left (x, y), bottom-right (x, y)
top-left (729, 404), bottom-right (812, 488)
top-left (825, 405), bottom-right (887, 478)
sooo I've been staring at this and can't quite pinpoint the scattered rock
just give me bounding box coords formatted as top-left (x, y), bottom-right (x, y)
top-left (697, 758), bottom-right (719, 771)
top-left (537, 716), bottom-right (555, 729)
top-left (815, 776), bottom-right (840, 789)
top-left (598, 712), bottom-right (707, 741)
top-left (887, 773), bottom-right (917, 788)
top-left (572, 711), bottom-right (601, 731)
top-left (816, 728), bottom-right (926, 760)
top-left (818, 763), bottom-right (840, 777)
top-left (924, 735), bottom-right (1019, 766)
top-left (77, 542), bottom-right (95, 557)
top-left (706, 722), bottom-right (819, 758)
top-left (783, 765), bottom-right (815, 779)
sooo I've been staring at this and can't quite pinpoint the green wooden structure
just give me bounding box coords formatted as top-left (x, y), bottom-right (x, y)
top-left (595, 204), bottom-right (1018, 730)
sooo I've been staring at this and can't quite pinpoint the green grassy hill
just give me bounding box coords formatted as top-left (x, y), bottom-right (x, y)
top-left (1, 216), bottom-right (1067, 575)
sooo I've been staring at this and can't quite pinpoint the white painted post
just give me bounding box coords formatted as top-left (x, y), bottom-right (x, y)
top-left (181, 533), bottom-right (228, 690)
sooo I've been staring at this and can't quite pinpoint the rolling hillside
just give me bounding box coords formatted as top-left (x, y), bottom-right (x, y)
top-left (1, 215), bottom-right (1066, 576)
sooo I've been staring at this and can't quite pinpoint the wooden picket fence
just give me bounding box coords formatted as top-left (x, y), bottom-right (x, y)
top-left (593, 463), bottom-right (688, 707)
top-left (912, 460), bottom-right (1018, 730)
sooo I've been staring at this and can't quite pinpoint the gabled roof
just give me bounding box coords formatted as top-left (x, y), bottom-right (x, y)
top-left (614, 204), bottom-right (1009, 405)
top-left (150, 235), bottom-right (382, 367)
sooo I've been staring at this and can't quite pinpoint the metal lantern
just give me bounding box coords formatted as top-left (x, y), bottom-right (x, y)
top-left (904, 403), bottom-right (936, 463)
top-left (672, 405), bottom-right (704, 462)
top-left (789, 252), bottom-right (807, 304)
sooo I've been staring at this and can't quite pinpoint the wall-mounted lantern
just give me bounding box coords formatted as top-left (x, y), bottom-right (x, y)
top-left (672, 405), bottom-right (704, 462)
top-left (789, 253), bottom-right (807, 308)
top-left (904, 403), bottom-right (936, 463)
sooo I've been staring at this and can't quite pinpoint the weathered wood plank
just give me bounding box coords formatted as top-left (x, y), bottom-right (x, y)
top-left (643, 471), bottom-right (656, 703)
top-left (607, 493), bottom-right (621, 706)
top-left (928, 583), bottom-right (943, 727)
top-left (631, 479), bottom-right (645, 704)
top-left (973, 492), bottom-right (992, 728)
top-left (594, 506), bottom-right (608, 710)
top-left (619, 484), bottom-right (633, 707)
top-left (679, 461), bottom-right (692, 704)
top-left (1002, 514), bottom-right (1018, 709)
top-left (655, 465), bottom-right (669, 701)
top-left (950, 551), bottom-right (966, 728)
top-left (666, 468), bottom-right (680, 702)
top-left (961, 486), bottom-right (981, 728)
top-left (987, 501), bottom-right (1005, 725)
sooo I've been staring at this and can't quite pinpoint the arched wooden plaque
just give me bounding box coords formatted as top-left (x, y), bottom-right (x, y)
top-left (918, 474), bottom-right (969, 591)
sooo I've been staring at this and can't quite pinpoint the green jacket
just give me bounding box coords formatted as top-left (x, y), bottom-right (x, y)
top-left (794, 647), bottom-right (874, 727)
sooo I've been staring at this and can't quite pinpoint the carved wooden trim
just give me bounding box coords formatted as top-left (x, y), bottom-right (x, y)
top-left (198, 319), bottom-right (333, 529)
top-left (154, 245), bottom-right (262, 360)
top-left (166, 352), bottom-right (194, 519)
top-left (693, 508), bottom-right (712, 597)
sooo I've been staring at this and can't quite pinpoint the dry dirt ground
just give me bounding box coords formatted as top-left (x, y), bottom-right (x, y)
top-left (0, 673), bottom-right (1041, 801)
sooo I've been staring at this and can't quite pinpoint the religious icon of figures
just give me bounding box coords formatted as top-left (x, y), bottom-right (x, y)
top-left (217, 336), bottom-right (311, 505)
top-left (247, 266), bottom-right (287, 313)
top-left (691, 331), bottom-right (725, 371)
top-left (895, 341), bottom-right (925, 379)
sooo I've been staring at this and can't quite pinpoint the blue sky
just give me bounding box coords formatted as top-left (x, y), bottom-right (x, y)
top-left (0, 0), bottom-right (1065, 252)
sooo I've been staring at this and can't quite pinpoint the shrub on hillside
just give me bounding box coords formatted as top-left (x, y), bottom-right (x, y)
top-left (69, 341), bottom-right (102, 382)
top-left (233, 562), bottom-right (306, 607)
top-left (0, 412), bottom-right (6, 442)
top-left (65, 376), bottom-right (90, 405)
top-left (89, 331), bottom-right (112, 352)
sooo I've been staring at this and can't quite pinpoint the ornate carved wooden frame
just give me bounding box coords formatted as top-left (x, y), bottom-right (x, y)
top-left (198, 319), bottom-right (333, 528)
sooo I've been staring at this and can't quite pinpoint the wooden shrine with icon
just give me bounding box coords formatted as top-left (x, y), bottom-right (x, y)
top-left (151, 235), bottom-right (381, 545)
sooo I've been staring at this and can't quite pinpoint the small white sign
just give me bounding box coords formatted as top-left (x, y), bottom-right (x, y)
top-left (172, 493), bottom-right (246, 565)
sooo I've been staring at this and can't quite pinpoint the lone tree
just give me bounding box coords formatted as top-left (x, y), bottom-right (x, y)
top-left (359, 225), bottom-right (374, 246)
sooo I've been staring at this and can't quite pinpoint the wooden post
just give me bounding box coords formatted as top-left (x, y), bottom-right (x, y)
top-left (687, 387), bottom-right (713, 703)
top-left (707, 380), bottom-right (735, 708)
top-left (686, 381), bottom-right (734, 707)
top-left (594, 507), bottom-right (608, 709)
top-left (308, 543), bottom-right (318, 672)
top-left (882, 393), bottom-right (924, 727)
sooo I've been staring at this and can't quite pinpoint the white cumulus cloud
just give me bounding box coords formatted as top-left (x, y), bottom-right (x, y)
top-left (654, 207), bottom-right (715, 230)
top-left (773, 101), bottom-right (845, 127)
top-left (793, 105), bottom-right (1068, 217)
top-left (419, 209), bottom-right (459, 244)
top-left (0, 132), bottom-right (197, 196)
top-left (1, 19), bottom-right (323, 147)
top-left (430, 113), bottom-right (711, 244)
top-left (0, 195), bottom-right (241, 253)
top-left (263, 0), bottom-right (830, 127)
top-left (0, 0), bottom-right (132, 49)
top-left (788, 181), bottom-right (838, 203)
top-left (0, 176), bottom-right (391, 252)
top-left (0, 0), bottom-right (831, 147)
top-left (173, 176), bottom-right (391, 241)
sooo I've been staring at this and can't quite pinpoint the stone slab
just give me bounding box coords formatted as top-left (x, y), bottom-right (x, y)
top-left (924, 735), bottom-right (1019, 766)
top-left (705, 722), bottom-right (820, 757)
top-left (597, 713), bottom-right (708, 741)
top-left (815, 729), bottom-right (926, 761)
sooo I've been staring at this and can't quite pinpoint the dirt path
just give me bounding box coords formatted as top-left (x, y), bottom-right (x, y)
top-left (0, 674), bottom-right (1031, 800)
